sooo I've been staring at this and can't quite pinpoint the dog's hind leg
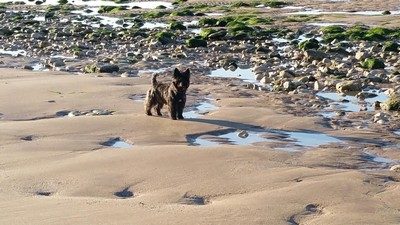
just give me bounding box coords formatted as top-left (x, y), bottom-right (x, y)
top-left (145, 103), bottom-right (153, 116)
top-left (144, 90), bottom-right (154, 116)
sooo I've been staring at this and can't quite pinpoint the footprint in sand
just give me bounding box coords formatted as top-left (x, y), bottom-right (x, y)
top-left (21, 135), bottom-right (35, 141)
top-left (178, 193), bottom-right (208, 205)
top-left (114, 187), bottom-right (134, 199)
top-left (288, 204), bottom-right (322, 225)
top-left (36, 191), bottom-right (53, 196)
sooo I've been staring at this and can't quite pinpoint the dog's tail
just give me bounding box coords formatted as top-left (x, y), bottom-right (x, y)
top-left (151, 74), bottom-right (158, 87)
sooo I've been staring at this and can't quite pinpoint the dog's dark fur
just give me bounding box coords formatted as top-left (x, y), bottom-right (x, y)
top-left (144, 68), bottom-right (190, 120)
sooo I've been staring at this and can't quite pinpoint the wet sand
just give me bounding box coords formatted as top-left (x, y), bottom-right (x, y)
top-left (1, 69), bottom-right (400, 224)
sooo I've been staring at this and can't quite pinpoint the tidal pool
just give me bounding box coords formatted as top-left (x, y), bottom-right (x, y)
top-left (187, 128), bottom-right (343, 151)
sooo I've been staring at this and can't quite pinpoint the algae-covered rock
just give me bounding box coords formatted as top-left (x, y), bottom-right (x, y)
top-left (383, 41), bottom-right (399, 52)
top-left (84, 64), bottom-right (99, 73)
top-left (362, 58), bottom-right (385, 70)
top-left (299, 38), bottom-right (319, 50)
top-left (169, 21), bottom-right (186, 30)
top-left (382, 94), bottom-right (400, 111)
top-left (186, 38), bottom-right (207, 48)
top-left (155, 31), bottom-right (175, 45)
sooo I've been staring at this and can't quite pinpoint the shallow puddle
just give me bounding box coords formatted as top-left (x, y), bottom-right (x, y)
top-left (317, 89), bottom-right (388, 117)
top-left (187, 128), bottom-right (343, 151)
top-left (101, 138), bottom-right (133, 148)
top-left (208, 67), bottom-right (258, 83)
top-left (184, 99), bottom-right (218, 119)
top-left (0, 49), bottom-right (27, 57)
top-left (362, 152), bottom-right (395, 168)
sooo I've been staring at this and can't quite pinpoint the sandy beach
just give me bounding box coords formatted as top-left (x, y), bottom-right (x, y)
top-left (1, 0), bottom-right (400, 224)
top-left (1, 68), bottom-right (399, 225)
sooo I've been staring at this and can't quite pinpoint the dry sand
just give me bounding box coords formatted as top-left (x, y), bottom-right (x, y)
top-left (1, 69), bottom-right (400, 224)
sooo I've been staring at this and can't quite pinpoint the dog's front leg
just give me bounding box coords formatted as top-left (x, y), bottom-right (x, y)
top-left (168, 102), bottom-right (177, 120)
top-left (177, 99), bottom-right (185, 120)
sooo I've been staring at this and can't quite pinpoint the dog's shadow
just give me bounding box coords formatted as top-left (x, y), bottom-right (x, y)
top-left (185, 118), bottom-right (263, 131)
top-left (184, 118), bottom-right (392, 147)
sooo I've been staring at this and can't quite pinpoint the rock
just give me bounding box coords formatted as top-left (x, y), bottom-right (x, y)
top-left (382, 10), bottom-right (391, 15)
top-left (208, 30), bottom-right (227, 40)
top-left (283, 81), bottom-right (296, 91)
top-left (299, 38), bottom-right (319, 50)
top-left (278, 70), bottom-right (294, 78)
top-left (383, 41), bottom-right (399, 52)
top-left (49, 58), bottom-right (65, 68)
top-left (373, 112), bottom-right (389, 123)
top-left (99, 64), bottom-right (119, 73)
top-left (321, 58), bottom-right (331, 66)
top-left (255, 73), bottom-right (265, 81)
top-left (356, 92), bottom-right (378, 99)
top-left (260, 76), bottom-right (271, 84)
top-left (390, 75), bottom-right (400, 83)
top-left (169, 21), bottom-right (186, 30)
top-left (374, 101), bottom-right (381, 110)
top-left (256, 46), bottom-right (270, 53)
top-left (31, 32), bottom-right (45, 40)
top-left (23, 65), bottom-right (34, 70)
top-left (355, 51), bottom-right (369, 61)
top-left (237, 130), bottom-right (249, 138)
top-left (186, 38), bottom-right (207, 48)
top-left (84, 64), bottom-right (99, 73)
top-left (304, 49), bottom-right (327, 61)
top-left (336, 81), bottom-right (362, 93)
top-left (68, 111), bottom-right (81, 117)
top-left (155, 31), bottom-right (174, 45)
top-left (314, 81), bottom-right (323, 91)
top-left (362, 58), bottom-right (385, 70)
top-left (390, 165), bottom-right (400, 172)
top-left (382, 94), bottom-right (400, 111)
top-left (295, 76), bottom-right (309, 84)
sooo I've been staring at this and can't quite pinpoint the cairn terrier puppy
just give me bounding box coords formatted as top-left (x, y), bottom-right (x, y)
top-left (144, 68), bottom-right (190, 120)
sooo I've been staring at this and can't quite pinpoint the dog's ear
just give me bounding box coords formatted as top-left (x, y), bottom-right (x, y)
top-left (173, 68), bottom-right (181, 79)
top-left (183, 69), bottom-right (190, 76)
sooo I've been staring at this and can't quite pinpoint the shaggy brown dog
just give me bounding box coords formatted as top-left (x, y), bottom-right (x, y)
top-left (144, 68), bottom-right (190, 120)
